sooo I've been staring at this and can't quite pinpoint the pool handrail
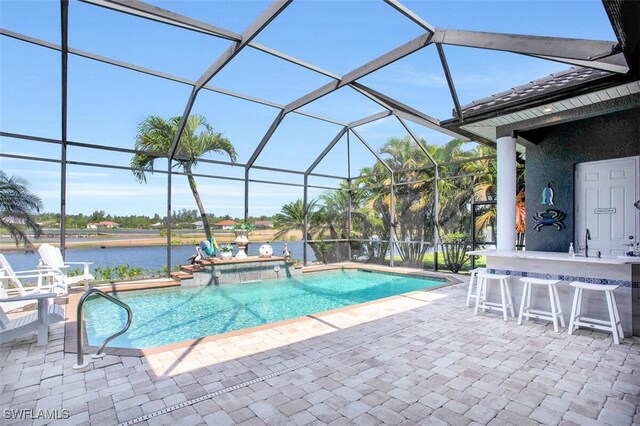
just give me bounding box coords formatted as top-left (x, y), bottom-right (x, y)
top-left (73, 288), bottom-right (132, 369)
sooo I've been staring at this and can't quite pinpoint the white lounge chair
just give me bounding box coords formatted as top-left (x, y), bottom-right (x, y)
top-left (38, 243), bottom-right (94, 290)
top-left (0, 254), bottom-right (64, 312)
top-left (0, 299), bottom-right (64, 345)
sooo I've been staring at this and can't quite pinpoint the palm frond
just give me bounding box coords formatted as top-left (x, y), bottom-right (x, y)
top-left (0, 171), bottom-right (43, 247)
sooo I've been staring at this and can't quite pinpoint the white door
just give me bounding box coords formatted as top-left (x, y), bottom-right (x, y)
top-left (575, 156), bottom-right (639, 256)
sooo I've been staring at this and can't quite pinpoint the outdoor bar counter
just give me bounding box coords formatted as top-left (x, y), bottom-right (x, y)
top-left (468, 250), bottom-right (640, 336)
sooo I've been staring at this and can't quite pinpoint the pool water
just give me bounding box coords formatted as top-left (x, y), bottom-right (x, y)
top-left (84, 270), bottom-right (445, 349)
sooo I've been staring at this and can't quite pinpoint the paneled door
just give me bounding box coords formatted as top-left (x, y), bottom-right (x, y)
top-left (575, 156), bottom-right (639, 256)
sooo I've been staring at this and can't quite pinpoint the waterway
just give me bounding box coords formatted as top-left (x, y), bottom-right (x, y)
top-left (3, 241), bottom-right (315, 276)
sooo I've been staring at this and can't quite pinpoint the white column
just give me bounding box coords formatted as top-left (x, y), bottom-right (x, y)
top-left (496, 136), bottom-right (517, 251)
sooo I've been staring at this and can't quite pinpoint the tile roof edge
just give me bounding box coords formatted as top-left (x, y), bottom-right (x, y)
top-left (458, 66), bottom-right (605, 111)
top-left (456, 67), bottom-right (615, 117)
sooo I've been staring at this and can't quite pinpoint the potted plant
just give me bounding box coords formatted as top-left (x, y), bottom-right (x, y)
top-left (219, 244), bottom-right (234, 260)
top-left (232, 223), bottom-right (254, 237)
top-left (232, 223), bottom-right (254, 258)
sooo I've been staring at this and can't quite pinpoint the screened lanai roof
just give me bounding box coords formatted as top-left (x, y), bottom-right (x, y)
top-left (1, 0), bottom-right (639, 227)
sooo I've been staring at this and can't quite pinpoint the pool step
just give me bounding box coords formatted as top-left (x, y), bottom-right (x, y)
top-left (170, 271), bottom-right (194, 281)
top-left (180, 264), bottom-right (205, 273)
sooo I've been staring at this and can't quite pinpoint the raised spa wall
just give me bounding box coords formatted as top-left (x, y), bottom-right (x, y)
top-left (179, 256), bottom-right (301, 287)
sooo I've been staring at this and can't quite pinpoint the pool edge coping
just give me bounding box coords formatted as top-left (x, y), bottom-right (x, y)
top-left (63, 264), bottom-right (461, 358)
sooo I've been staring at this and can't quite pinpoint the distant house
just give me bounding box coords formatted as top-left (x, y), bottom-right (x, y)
top-left (87, 221), bottom-right (120, 229)
top-left (254, 221), bottom-right (274, 229)
top-left (150, 222), bottom-right (164, 228)
top-left (213, 219), bottom-right (237, 230)
top-left (192, 221), bottom-right (204, 230)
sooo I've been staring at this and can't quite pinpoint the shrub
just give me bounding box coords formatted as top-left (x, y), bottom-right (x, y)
top-left (440, 233), bottom-right (470, 273)
top-left (94, 266), bottom-right (114, 280)
top-left (94, 264), bottom-right (145, 281)
top-left (67, 268), bottom-right (83, 277)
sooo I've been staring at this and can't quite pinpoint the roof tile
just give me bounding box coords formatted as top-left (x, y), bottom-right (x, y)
top-left (458, 67), bottom-right (613, 117)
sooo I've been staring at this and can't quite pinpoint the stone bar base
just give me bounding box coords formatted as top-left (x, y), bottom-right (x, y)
top-left (469, 250), bottom-right (639, 336)
top-left (181, 256), bottom-right (301, 287)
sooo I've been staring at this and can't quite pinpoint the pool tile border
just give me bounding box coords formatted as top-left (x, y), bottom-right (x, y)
top-left (64, 264), bottom-right (460, 357)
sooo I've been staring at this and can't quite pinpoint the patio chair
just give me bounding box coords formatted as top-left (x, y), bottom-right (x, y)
top-left (0, 301), bottom-right (65, 344)
top-left (38, 243), bottom-right (94, 290)
top-left (0, 254), bottom-right (64, 312)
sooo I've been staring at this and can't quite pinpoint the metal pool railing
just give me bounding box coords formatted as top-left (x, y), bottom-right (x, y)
top-left (73, 288), bottom-right (132, 369)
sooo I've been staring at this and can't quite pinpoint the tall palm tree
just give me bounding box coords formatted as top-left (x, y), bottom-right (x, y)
top-left (379, 136), bottom-right (435, 264)
top-left (0, 171), bottom-right (43, 247)
top-left (131, 115), bottom-right (237, 241)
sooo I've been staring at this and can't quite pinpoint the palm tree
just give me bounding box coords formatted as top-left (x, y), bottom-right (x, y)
top-left (356, 166), bottom-right (392, 263)
top-left (461, 145), bottom-right (526, 246)
top-left (0, 171), bottom-right (43, 247)
top-left (433, 139), bottom-right (476, 236)
top-left (273, 198), bottom-right (318, 239)
top-left (131, 115), bottom-right (237, 241)
top-left (274, 198), bottom-right (342, 262)
top-left (379, 136), bottom-right (435, 265)
top-left (461, 145), bottom-right (497, 242)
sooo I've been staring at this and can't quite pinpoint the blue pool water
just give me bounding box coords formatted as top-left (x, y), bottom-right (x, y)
top-left (84, 270), bottom-right (444, 349)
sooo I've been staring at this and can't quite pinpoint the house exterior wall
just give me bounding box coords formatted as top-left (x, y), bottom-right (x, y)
top-left (523, 107), bottom-right (640, 252)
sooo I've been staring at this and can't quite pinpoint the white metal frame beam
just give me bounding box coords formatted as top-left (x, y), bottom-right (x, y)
top-left (432, 29), bottom-right (620, 63)
top-left (284, 32), bottom-right (434, 114)
top-left (82, 0), bottom-right (240, 40)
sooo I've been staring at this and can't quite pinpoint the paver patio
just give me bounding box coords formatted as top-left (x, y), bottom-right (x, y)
top-left (1, 274), bottom-right (638, 425)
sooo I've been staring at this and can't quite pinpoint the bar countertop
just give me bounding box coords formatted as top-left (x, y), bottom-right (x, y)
top-left (467, 249), bottom-right (640, 265)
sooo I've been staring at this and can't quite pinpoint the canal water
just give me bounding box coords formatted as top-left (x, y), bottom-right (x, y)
top-left (3, 241), bottom-right (316, 276)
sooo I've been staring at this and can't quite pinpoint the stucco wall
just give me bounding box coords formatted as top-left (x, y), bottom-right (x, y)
top-left (522, 108), bottom-right (640, 252)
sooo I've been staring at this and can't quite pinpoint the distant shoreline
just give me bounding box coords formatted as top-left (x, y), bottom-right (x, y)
top-left (0, 229), bottom-right (302, 252)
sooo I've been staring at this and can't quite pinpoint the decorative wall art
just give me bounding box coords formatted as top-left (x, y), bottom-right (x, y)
top-left (532, 209), bottom-right (565, 231)
top-left (541, 182), bottom-right (554, 205)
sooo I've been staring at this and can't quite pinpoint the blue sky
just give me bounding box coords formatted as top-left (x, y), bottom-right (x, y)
top-left (0, 0), bottom-right (616, 218)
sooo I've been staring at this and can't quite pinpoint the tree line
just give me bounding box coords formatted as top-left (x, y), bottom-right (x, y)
top-left (31, 210), bottom-right (275, 230)
top-left (2, 115), bottom-right (522, 255)
top-left (273, 137), bottom-right (525, 266)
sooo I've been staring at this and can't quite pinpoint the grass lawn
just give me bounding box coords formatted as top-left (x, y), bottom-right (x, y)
top-left (391, 252), bottom-right (486, 274)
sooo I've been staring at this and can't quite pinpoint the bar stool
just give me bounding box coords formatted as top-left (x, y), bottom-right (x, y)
top-left (474, 273), bottom-right (515, 321)
top-left (518, 277), bottom-right (565, 332)
top-left (466, 267), bottom-right (487, 307)
top-left (568, 282), bottom-right (624, 344)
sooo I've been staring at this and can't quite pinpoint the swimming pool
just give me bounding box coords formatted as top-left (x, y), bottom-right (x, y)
top-left (83, 269), bottom-right (445, 349)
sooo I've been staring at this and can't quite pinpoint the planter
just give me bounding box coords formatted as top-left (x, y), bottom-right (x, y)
top-left (234, 230), bottom-right (249, 259)
top-left (220, 251), bottom-right (233, 260)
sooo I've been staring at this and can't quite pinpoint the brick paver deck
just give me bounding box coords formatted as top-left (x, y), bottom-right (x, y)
top-left (1, 274), bottom-right (638, 425)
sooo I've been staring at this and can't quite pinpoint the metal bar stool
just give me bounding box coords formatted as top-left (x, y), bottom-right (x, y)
top-left (474, 273), bottom-right (515, 321)
top-left (518, 277), bottom-right (565, 332)
top-left (466, 267), bottom-right (487, 307)
top-left (567, 281), bottom-right (624, 344)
